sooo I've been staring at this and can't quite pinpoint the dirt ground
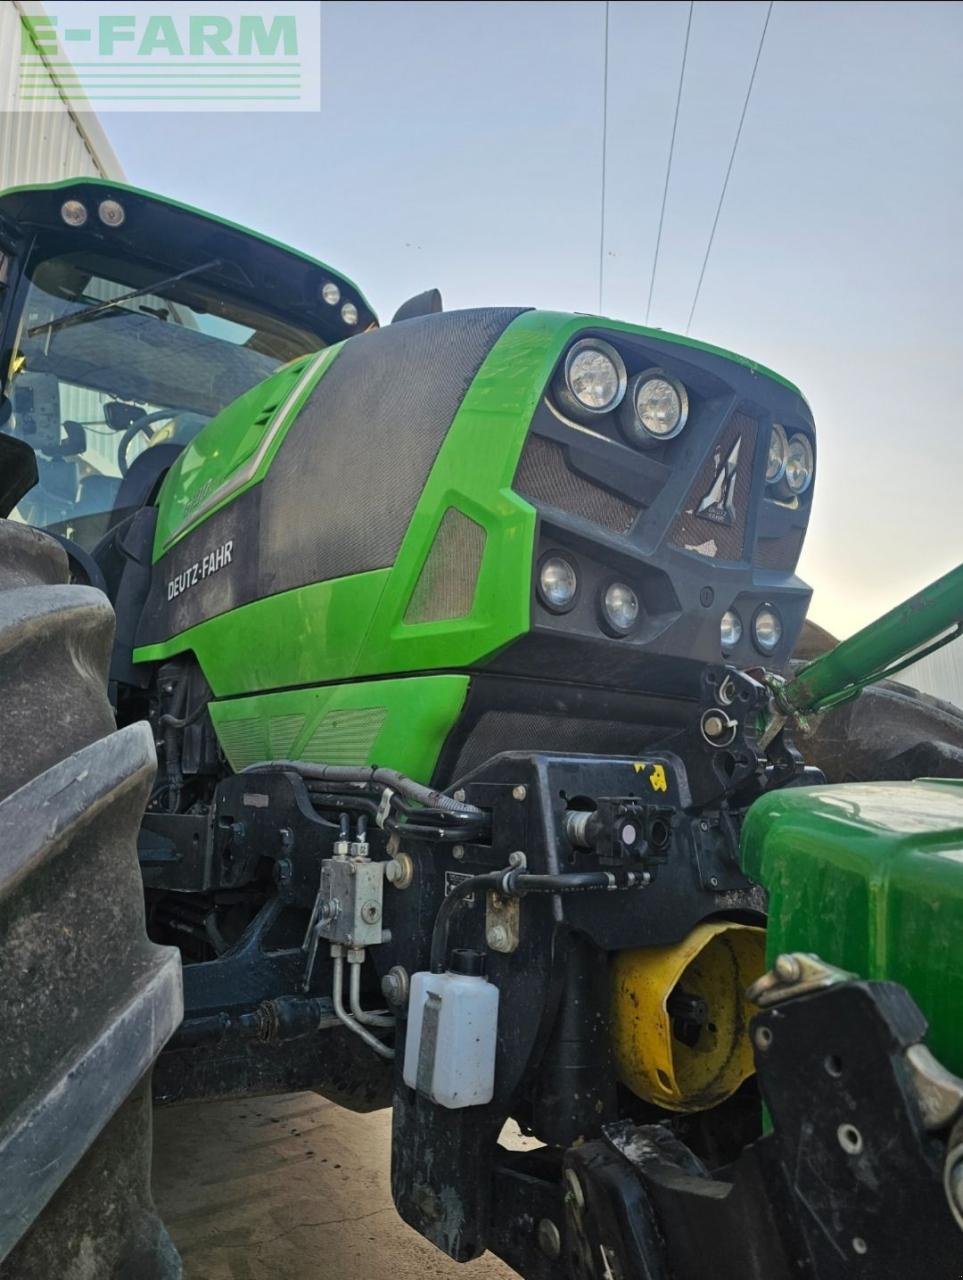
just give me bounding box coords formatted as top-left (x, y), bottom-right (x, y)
top-left (152, 1093), bottom-right (521, 1280)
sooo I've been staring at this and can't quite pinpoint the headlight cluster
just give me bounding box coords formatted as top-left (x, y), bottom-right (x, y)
top-left (537, 553), bottom-right (640, 638)
top-left (320, 280), bottom-right (359, 327)
top-left (552, 339), bottom-right (689, 451)
top-left (60, 198), bottom-right (125, 228)
top-left (767, 424), bottom-right (814, 494)
top-left (553, 338), bottom-right (627, 419)
top-left (720, 603), bottom-right (783, 655)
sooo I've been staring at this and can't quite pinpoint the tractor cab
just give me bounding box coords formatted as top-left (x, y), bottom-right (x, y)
top-left (0, 179), bottom-right (376, 550)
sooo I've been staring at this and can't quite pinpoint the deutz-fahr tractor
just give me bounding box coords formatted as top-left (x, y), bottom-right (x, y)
top-left (2, 179), bottom-right (963, 1280)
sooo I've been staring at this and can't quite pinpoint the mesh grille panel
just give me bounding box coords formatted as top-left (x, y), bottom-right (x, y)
top-left (301, 707), bottom-right (387, 765)
top-left (267, 713), bottom-right (306, 759)
top-left (260, 308), bottom-right (522, 587)
top-left (215, 716), bottom-right (267, 768)
top-left (514, 436), bottom-right (640, 535)
top-left (405, 508), bottom-right (486, 624)
top-left (754, 526), bottom-right (805, 571)
top-left (669, 411), bottom-right (758, 561)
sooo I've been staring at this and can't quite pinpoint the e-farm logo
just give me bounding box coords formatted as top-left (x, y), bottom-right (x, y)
top-left (10, 2), bottom-right (321, 112)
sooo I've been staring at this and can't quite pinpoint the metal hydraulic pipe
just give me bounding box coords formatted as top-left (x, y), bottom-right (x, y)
top-left (348, 954), bottom-right (395, 1028)
top-left (332, 951), bottom-right (394, 1060)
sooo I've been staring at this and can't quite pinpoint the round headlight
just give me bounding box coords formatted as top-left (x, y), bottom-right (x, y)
top-left (766, 423), bottom-right (789, 484)
top-left (538, 555), bottom-right (578, 612)
top-left (321, 281), bottom-right (341, 305)
top-left (98, 199), bottom-right (125, 227)
top-left (341, 302), bottom-right (358, 326)
top-left (619, 369), bottom-right (688, 447)
top-left (752, 604), bottom-right (783, 654)
top-left (554, 338), bottom-right (627, 420)
top-left (785, 433), bottom-right (814, 494)
top-left (60, 199), bottom-right (87, 227)
top-left (720, 609), bottom-right (743, 651)
top-left (600, 581), bottom-right (639, 636)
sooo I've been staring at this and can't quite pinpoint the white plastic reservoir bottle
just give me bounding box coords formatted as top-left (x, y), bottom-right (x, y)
top-left (403, 949), bottom-right (499, 1108)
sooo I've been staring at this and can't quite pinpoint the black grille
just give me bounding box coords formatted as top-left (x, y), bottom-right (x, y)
top-left (514, 436), bottom-right (640, 535)
top-left (754, 525), bottom-right (805, 571)
top-left (669, 411), bottom-right (758, 562)
top-left (405, 508), bottom-right (486, 623)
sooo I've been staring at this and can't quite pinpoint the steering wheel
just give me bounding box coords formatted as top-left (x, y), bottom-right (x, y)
top-left (117, 408), bottom-right (176, 477)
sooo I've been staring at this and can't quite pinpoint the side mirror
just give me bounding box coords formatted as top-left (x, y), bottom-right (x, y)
top-left (391, 288), bottom-right (443, 324)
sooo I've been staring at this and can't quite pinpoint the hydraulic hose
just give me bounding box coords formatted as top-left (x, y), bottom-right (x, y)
top-left (244, 760), bottom-right (486, 824)
top-left (428, 865), bottom-right (647, 972)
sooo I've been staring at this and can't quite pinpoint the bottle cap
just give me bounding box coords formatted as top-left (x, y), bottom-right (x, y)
top-left (448, 948), bottom-right (486, 977)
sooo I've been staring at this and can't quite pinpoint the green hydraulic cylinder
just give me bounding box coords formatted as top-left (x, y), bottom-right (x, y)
top-left (782, 561), bottom-right (963, 716)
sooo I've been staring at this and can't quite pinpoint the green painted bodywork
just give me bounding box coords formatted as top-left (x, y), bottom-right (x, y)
top-left (741, 779), bottom-right (963, 1075)
top-left (0, 177), bottom-right (376, 320)
top-left (153, 348), bottom-right (337, 551)
top-left (210, 675), bottom-right (470, 781)
top-left (132, 308), bottom-right (803, 777)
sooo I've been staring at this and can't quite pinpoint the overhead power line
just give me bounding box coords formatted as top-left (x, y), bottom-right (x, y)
top-left (685, 0), bottom-right (775, 334)
top-left (645, 1), bottom-right (694, 326)
top-left (597, 0), bottom-right (610, 315)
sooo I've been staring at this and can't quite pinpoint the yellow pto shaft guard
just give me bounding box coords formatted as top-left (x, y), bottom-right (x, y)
top-left (611, 921), bottom-right (765, 1113)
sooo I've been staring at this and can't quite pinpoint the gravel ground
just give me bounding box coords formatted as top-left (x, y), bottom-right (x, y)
top-left (153, 1093), bottom-right (521, 1280)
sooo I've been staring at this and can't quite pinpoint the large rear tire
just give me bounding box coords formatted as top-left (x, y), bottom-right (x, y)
top-left (0, 521), bottom-right (182, 1279)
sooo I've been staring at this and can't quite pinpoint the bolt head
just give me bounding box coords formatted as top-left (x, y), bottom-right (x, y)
top-left (775, 953), bottom-right (802, 983)
top-left (704, 714), bottom-right (725, 738)
top-left (453, 788), bottom-right (466, 803)
top-left (452, 844), bottom-right (465, 861)
top-left (512, 785), bottom-right (527, 801)
top-left (382, 966), bottom-right (409, 1007)
top-left (361, 901), bottom-right (381, 924)
top-left (488, 924), bottom-right (509, 950)
top-left (536, 1218), bottom-right (561, 1259)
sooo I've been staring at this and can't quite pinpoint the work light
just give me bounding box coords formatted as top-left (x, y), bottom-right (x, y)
top-left (720, 609), bottom-right (743, 651)
top-left (321, 282), bottom-right (341, 305)
top-left (98, 200), bottom-right (125, 227)
top-left (60, 200), bottom-right (87, 227)
top-left (785, 434), bottom-right (814, 494)
top-left (600, 582), bottom-right (639, 636)
top-left (341, 302), bottom-right (358, 326)
top-left (538, 555), bottom-right (578, 612)
top-left (752, 604), bottom-right (783, 654)
top-left (619, 369), bottom-right (688, 447)
top-left (766, 423), bottom-right (789, 483)
top-left (553, 338), bottom-right (627, 420)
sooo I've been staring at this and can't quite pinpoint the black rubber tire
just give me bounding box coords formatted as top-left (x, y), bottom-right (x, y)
top-left (0, 521), bottom-right (182, 1279)
top-left (792, 618), bottom-right (963, 783)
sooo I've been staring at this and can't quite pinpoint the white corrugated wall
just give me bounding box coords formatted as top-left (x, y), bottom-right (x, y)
top-left (901, 644), bottom-right (963, 712)
top-left (0, 0), bottom-right (124, 187)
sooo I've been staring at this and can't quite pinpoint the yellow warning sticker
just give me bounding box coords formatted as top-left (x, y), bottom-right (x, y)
top-left (632, 761), bottom-right (668, 793)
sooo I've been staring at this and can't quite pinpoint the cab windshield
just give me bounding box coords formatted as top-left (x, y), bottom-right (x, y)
top-left (7, 248), bottom-right (326, 549)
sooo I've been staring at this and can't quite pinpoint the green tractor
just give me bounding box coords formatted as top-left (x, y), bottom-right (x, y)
top-left (2, 178), bottom-right (962, 1279)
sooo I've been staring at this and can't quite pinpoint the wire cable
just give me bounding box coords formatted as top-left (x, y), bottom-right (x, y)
top-left (597, 0), bottom-right (611, 315)
top-left (685, 0), bottom-right (775, 334)
top-left (645, 0), bottom-right (694, 326)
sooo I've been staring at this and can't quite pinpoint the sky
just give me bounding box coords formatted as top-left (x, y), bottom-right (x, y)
top-left (55, 0), bottom-right (963, 637)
